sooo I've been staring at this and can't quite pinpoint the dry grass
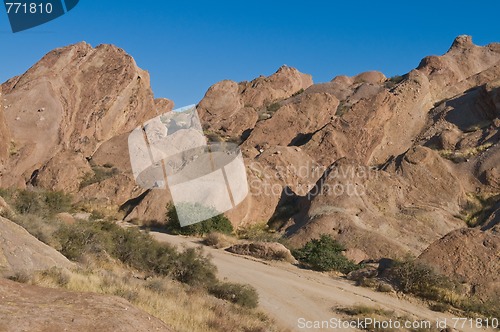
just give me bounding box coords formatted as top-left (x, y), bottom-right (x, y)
top-left (439, 142), bottom-right (493, 163)
top-left (336, 305), bottom-right (438, 332)
top-left (23, 265), bottom-right (283, 332)
top-left (203, 232), bottom-right (237, 249)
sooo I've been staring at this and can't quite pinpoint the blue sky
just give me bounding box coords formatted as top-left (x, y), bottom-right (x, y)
top-left (1, 1), bottom-right (499, 107)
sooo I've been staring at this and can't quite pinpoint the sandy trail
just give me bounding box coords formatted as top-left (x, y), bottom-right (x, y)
top-left (151, 231), bottom-right (493, 332)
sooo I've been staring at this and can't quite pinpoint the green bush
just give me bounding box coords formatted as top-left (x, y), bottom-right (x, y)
top-left (165, 203), bottom-right (233, 236)
top-left (266, 102), bottom-right (281, 114)
top-left (80, 165), bottom-right (119, 188)
top-left (384, 257), bottom-right (452, 300)
top-left (56, 220), bottom-right (217, 287)
top-left (208, 282), bottom-right (259, 308)
top-left (14, 190), bottom-right (42, 215)
top-left (292, 234), bottom-right (360, 273)
top-left (13, 189), bottom-right (72, 216)
top-left (43, 191), bottom-right (72, 214)
top-left (235, 223), bottom-right (280, 242)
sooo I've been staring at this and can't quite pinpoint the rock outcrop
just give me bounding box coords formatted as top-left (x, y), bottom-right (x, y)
top-left (0, 216), bottom-right (73, 277)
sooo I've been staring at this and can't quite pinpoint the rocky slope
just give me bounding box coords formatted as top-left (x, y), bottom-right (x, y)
top-left (0, 215), bottom-right (73, 277)
top-left (0, 278), bottom-right (172, 331)
top-left (0, 37), bottom-right (498, 297)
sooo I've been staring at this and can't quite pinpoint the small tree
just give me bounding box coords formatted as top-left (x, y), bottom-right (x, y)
top-left (165, 203), bottom-right (233, 236)
top-left (292, 234), bottom-right (360, 273)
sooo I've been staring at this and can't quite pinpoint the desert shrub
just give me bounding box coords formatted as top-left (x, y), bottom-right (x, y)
top-left (235, 223), bottom-right (280, 242)
top-left (384, 75), bottom-right (405, 89)
top-left (12, 189), bottom-right (72, 216)
top-left (7, 271), bottom-right (31, 284)
top-left (266, 102), bottom-right (281, 114)
top-left (43, 191), bottom-right (72, 214)
top-left (11, 213), bottom-right (59, 246)
top-left (384, 257), bottom-right (453, 300)
top-left (208, 282), bottom-right (259, 308)
top-left (429, 302), bottom-right (450, 313)
top-left (56, 220), bottom-right (217, 287)
top-left (292, 234), bottom-right (360, 273)
top-left (337, 304), bottom-right (392, 317)
top-left (39, 267), bottom-right (70, 286)
top-left (14, 190), bottom-right (42, 215)
top-left (80, 165), bottom-right (119, 188)
top-left (165, 203), bottom-right (233, 236)
top-left (291, 88), bottom-right (304, 97)
top-left (203, 232), bottom-right (236, 249)
top-left (172, 247), bottom-right (217, 287)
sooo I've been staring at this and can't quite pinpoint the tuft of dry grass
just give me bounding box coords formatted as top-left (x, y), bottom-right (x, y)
top-left (203, 232), bottom-right (237, 249)
top-left (20, 265), bottom-right (283, 332)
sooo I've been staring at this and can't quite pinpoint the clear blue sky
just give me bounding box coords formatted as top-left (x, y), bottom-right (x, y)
top-left (1, 1), bottom-right (499, 107)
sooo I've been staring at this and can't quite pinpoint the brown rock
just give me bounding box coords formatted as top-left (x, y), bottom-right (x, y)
top-left (0, 216), bottom-right (73, 277)
top-left (419, 228), bottom-right (500, 302)
top-left (0, 278), bottom-right (172, 331)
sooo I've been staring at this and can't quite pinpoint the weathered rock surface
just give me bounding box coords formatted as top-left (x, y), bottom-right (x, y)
top-left (0, 278), bottom-right (172, 332)
top-left (0, 216), bottom-right (73, 277)
top-left (419, 227), bottom-right (500, 302)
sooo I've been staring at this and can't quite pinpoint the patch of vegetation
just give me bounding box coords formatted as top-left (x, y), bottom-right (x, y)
top-left (458, 192), bottom-right (500, 227)
top-left (18, 267), bottom-right (278, 332)
top-left (165, 203), bottom-right (233, 236)
top-left (80, 165), bottom-right (119, 188)
top-left (9, 140), bottom-right (19, 156)
top-left (463, 120), bottom-right (492, 133)
top-left (384, 257), bottom-right (453, 300)
top-left (337, 304), bottom-right (393, 317)
top-left (267, 102), bottom-right (281, 114)
top-left (336, 305), bottom-right (435, 332)
top-left (381, 257), bottom-right (500, 318)
top-left (13, 189), bottom-right (72, 216)
top-left (4, 189), bottom-right (270, 329)
top-left (56, 220), bottom-right (217, 287)
top-left (203, 232), bottom-right (236, 249)
top-left (384, 75), bottom-right (405, 89)
top-left (335, 101), bottom-right (351, 117)
top-left (291, 88), bottom-right (304, 97)
top-left (235, 223), bottom-right (281, 242)
top-left (439, 142), bottom-right (493, 163)
top-left (208, 282), bottom-right (259, 309)
top-left (292, 234), bottom-right (361, 274)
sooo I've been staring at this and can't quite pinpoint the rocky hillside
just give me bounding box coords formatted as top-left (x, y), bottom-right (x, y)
top-left (0, 37), bottom-right (498, 276)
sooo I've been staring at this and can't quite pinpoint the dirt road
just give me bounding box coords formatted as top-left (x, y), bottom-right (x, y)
top-left (151, 232), bottom-right (492, 332)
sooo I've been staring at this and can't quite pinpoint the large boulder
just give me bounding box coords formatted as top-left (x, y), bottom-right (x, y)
top-left (0, 216), bottom-right (73, 277)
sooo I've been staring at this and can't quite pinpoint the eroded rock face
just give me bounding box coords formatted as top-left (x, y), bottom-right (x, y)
top-left (0, 278), bottom-right (172, 332)
top-left (198, 65), bottom-right (313, 139)
top-left (1, 36), bottom-right (499, 263)
top-left (419, 227), bottom-right (500, 302)
top-left (0, 42), bottom-right (160, 192)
